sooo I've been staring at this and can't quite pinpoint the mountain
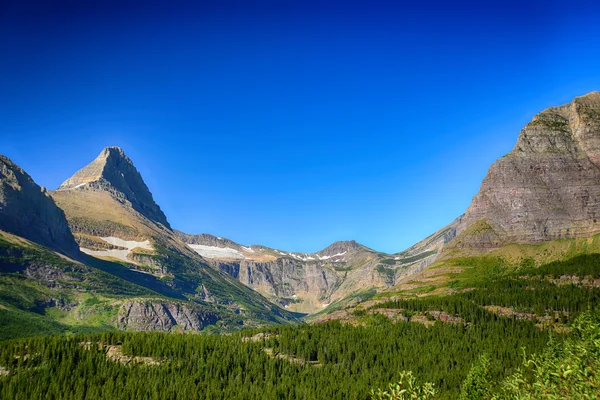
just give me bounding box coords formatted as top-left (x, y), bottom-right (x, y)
top-left (0, 147), bottom-right (298, 334)
top-left (58, 146), bottom-right (170, 228)
top-left (451, 92), bottom-right (600, 249)
top-left (175, 231), bottom-right (441, 313)
top-left (0, 155), bottom-right (78, 257)
top-left (309, 92), bottom-right (600, 324)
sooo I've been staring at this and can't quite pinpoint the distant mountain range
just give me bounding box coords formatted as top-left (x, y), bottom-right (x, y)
top-left (1, 91), bottom-right (599, 333)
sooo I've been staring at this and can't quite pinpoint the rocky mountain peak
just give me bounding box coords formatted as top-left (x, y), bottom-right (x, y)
top-left (451, 91), bottom-right (600, 248)
top-left (57, 147), bottom-right (170, 228)
top-left (0, 155), bottom-right (79, 256)
top-left (317, 240), bottom-right (367, 256)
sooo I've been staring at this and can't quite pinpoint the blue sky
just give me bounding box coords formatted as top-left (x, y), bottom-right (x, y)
top-left (2, 1), bottom-right (600, 253)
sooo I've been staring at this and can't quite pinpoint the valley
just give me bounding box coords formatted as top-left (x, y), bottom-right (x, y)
top-left (1, 92), bottom-right (600, 398)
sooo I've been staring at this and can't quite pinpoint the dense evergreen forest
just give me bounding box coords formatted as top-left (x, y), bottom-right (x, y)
top-left (0, 254), bottom-right (599, 399)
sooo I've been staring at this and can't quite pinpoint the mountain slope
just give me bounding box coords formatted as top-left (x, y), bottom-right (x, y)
top-left (311, 92), bottom-right (600, 321)
top-left (175, 231), bottom-right (443, 313)
top-left (58, 146), bottom-right (170, 228)
top-left (0, 155), bottom-right (79, 257)
top-left (452, 92), bottom-right (600, 249)
top-left (48, 147), bottom-right (298, 328)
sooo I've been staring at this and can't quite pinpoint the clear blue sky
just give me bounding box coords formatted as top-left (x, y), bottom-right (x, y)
top-left (2, 1), bottom-right (600, 253)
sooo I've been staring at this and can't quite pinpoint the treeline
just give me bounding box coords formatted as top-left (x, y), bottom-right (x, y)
top-left (372, 308), bottom-right (600, 399)
top-left (0, 312), bottom-right (549, 399)
top-left (1, 253), bottom-right (599, 398)
top-left (520, 253), bottom-right (600, 279)
top-left (461, 277), bottom-right (600, 316)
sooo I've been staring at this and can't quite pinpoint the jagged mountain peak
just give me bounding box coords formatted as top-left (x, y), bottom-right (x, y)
top-left (0, 154), bottom-right (79, 256)
top-left (58, 146), bottom-right (133, 189)
top-left (57, 147), bottom-right (170, 228)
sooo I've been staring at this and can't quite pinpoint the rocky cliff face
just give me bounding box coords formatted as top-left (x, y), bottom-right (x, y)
top-left (57, 146), bottom-right (170, 228)
top-left (118, 301), bottom-right (220, 332)
top-left (176, 232), bottom-right (439, 313)
top-left (0, 155), bottom-right (78, 256)
top-left (453, 92), bottom-right (600, 248)
top-left (214, 257), bottom-right (340, 304)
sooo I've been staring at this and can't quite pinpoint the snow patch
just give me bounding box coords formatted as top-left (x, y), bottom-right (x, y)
top-left (289, 253), bottom-right (316, 261)
top-left (187, 244), bottom-right (246, 259)
top-left (317, 251), bottom-right (347, 261)
top-left (80, 237), bottom-right (152, 263)
top-left (241, 246), bottom-right (255, 253)
top-left (274, 250), bottom-right (347, 262)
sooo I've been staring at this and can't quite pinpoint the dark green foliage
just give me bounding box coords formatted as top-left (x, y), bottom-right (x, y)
top-left (376, 265), bottom-right (395, 283)
top-left (461, 277), bottom-right (600, 317)
top-left (458, 354), bottom-right (494, 400)
top-left (0, 312), bottom-right (549, 400)
top-left (519, 253), bottom-right (600, 279)
top-left (0, 251), bottom-right (599, 398)
top-left (456, 254), bottom-right (600, 319)
top-left (373, 309), bottom-right (600, 399)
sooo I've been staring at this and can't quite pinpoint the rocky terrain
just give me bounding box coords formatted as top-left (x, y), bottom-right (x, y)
top-left (117, 301), bottom-right (221, 332)
top-left (57, 146), bottom-right (170, 228)
top-left (0, 149), bottom-right (298, 334)
top-left (176, 231), bottom-right (448, 313)
top-left (452, 92), bottom-right (600, 249)
top-left (3, 92), bottom-right (600, 331)
top-left (0, 155), bottom-right (79, 257)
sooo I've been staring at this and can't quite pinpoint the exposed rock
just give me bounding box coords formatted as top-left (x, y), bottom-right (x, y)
top-left (177, 231), bottom-right (444, 313)
top-left (215, 258), bottom-right (340, 299)
top-left (174, 232), bottom-right (241, 249)
top-left (396, 216), bottom-right (462, 257)
top-left (453, 92), bottom-right (600, 248)
top-left (117, 301), bottom-right (220, 332)
top-left (104, 345), bottom-right (161, 366)
top-left (57, 146), bottom-right (170, 228)
top-left (0, 155), bottom-right (79, 256)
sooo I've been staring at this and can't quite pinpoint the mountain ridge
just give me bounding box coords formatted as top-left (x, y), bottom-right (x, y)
top-left (175, 230), bottom-right (440, 313)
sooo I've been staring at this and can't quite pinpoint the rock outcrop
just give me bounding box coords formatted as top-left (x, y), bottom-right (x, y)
top-left (215, 257), bottom-right (340, 299)
top-left (453, 92), bottom-right (600, 248)
top-left (57, 146), bottom-right (170, 228)
top-left (117, 301), bottom-right (220, 331)
top-left (0, 155), bottom-right (79, 256)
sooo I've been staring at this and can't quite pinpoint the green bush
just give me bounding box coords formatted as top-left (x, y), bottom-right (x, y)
top-left (371, 371), bottom-right (436, 400)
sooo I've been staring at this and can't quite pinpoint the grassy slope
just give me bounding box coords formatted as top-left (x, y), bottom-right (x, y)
top-left (375, 233), bottom-right (600, 300)
top-left (0, 231), bottom-right (298, 339)
top-left (51, 189), bottom-right (300, 326)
